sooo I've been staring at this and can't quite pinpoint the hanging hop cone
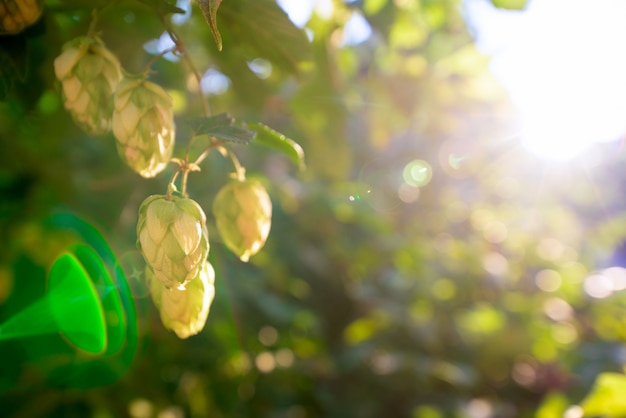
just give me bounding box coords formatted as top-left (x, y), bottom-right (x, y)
top-left (0, 0), bottom-right (45, 35)
top-left (112, 76), bottom-right (175, 178)
top-left (137, 194), bottom-right (209, 290)
top-left (148, 261), bottom-right (215, 339)
top-left (212, 177), bottom-right (272, 262)
top-left (53, 36), bottom-right (122, 135)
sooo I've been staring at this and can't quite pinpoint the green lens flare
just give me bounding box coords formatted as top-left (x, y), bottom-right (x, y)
top-left (0, 212), bottom-right (140, 390)
top-left (402, 160), bottom-right (432, 187)
top-left (0, 298), bottom-right (58, 340)
top-left (71, 244), bottom-right (126, 355)
top-left (48, 252), bottom-right (107, 355)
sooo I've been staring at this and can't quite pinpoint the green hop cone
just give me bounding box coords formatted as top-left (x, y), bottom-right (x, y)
top-left (137, 194), bottom-right (209, 289)
top-left (212, 177), bottom-right (272, 262)
top-left (53, 36), bottom-right (122, 135)
top-left (147, 261), bottom-right (215, 339)
top-left (112, 76), bottom-right (175, 178)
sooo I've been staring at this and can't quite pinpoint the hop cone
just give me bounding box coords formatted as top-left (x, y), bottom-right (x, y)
top-left (148, 261), bottom-right (215, 339)
top-left (0, 0), bottom-right (44, 35)
top-left (112, 76), bottom-right (175, 178)
top-left (212, 178), bottom-right (272, 262)
top-left (137, 194), bottom-right (209, 290)
top-left (54, 36), bottom-right (122, 135)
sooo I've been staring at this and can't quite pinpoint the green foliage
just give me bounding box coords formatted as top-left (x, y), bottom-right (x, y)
top-left (580, 373), bottom-right (626, 417)
top-left (2, 0), bottom-right (626, 417)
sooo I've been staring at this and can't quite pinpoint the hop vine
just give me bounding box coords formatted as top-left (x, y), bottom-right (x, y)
top-left (51, 4), bottom-right (294, 339)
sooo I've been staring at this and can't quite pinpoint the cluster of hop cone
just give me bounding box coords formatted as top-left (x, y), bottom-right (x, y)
top-left (53, 36), bottom-right (273, 338)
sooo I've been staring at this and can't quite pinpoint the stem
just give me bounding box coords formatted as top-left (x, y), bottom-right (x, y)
top-left (218, 145), bottom-right (246, 181)
top-left (162, 18), bottom-right (211, 118)
top-left (181, 170), bottom-right (190, 197)
top-left (142, 47), bottom-right (178, 73)
top-left (166, 170), bottom-right (181, 198)
top-left (86, 1), bottom-right (118, 36)
top-left (86, 9), bottom-right (99, 37)
top-left (192, 147), bottom-right (212, 167)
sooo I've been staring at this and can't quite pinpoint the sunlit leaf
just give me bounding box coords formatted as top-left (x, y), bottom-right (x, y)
top-left (187, 113), bottom-right (256, 144)
top-left (248, 123), bottom-right (305, 170)
top-left (218, 0), bottom-right (311, 75)
top-left (195, 0), bottom-right (223, 51)
top-left (489, 0), bottom-right (528, 10)
top-left (536, 392), bottom-right (569, 418)
top-left (580, 373), bottom-right (626, 417)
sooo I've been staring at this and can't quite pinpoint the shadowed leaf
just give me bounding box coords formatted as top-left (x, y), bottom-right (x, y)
top-left (187, 113), bottom-right (256, 144)
top-left (196, 0), bottom-right (223, 51)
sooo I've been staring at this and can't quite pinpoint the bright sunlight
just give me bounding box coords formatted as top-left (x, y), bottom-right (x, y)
top-left (465, 0), bottom-right (626, 160)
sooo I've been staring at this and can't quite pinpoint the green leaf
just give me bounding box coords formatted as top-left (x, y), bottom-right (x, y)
top-left (489, 0), bottom-right (528, 10)
top-left (249, 123), bottom-right (305, 170)
top-left (138, 0), bottom-right (185, 16)
top-left (580, 373), bottom-right (626, 416)
top-left (195, 0), bottom-right (223, 51)
top-left (536, 392), bottom-right (569, 418)
top-left (218, 0), bottom-right (311, 75)
top-left (187, 113), bottom-right (256, 144)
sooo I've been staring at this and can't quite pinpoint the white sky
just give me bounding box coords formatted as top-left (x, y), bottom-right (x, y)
top-left (464, 0), bottom-right (626, 160)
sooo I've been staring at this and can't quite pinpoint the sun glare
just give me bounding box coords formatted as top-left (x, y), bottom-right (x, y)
top-left (465, 0), bottom-right (626, 161)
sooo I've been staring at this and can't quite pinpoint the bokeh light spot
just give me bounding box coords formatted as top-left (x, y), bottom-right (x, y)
top-left (402, 160), bottom-right (432, 187)
top-left (482, 252), bottom-right (508, 276)
top-left (129, 398), bottom-right (154, 418)
top-left (543, 297), bottom-right (573, 322)
top-left (397, 183), bottom-right (420, 203)
top-left (275, 348), bottom-right (295, 368)
top-left (258, 326), bottom-right (279, 346)
top-left (584, 273), bottom-right (613, 299)
top-left (255, 351), bottom-right (276, 373)
top-left (552, 322), bottom-right (578, 345)
top-left (535, 269), bottom-right (562, 292)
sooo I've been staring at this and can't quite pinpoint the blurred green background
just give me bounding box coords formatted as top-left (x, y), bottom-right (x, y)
top-left (3, 0), bottom-right (626, 417)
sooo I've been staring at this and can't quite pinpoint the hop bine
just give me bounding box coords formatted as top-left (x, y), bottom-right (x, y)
top-left (0, 0), bottom-right (44, 35)
top-left (112, 75), bottom-right (175, 178)
top-left (213, 177), bottom-right (272, 262)
top-left (54, 36), bottom-right (122, 135)
top-left (148, 261), bottom-right (215, 339)
top-left (137, 195), bottom-right (209, 290)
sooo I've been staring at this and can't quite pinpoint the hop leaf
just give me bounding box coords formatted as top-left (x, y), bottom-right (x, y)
top-left (212, 178), bottom-right (272, 262)
top-left (54, 36), bottom-right (122, 135)
top-left (137, 194), bottom-right (209, 289)
top-left (112, 76), bottom-right (175, 178)
top-left (148, 261), bottom-right (215, 339)
top-left (0, 0), bottom-right (45, 35)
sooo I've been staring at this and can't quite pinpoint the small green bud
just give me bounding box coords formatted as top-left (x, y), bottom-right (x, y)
top-left (112, 76), bottom-right (175, 178)
top-left (54, 36), bottom-right (122, 135)
top-left (212, 178), bottom-right (272, 262)
top-left (137, 194), bottom-right (209, 289)
top-left (147, 261), bottom-right (215, 339)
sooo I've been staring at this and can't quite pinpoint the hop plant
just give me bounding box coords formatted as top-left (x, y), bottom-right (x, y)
top-left (148, 261), bottom-right (215, 339)
top-left (0, 0), bottom-right (44, 35)
top-left (212, 177), bottom-right (272, 262)
top-left (112, 76), bottom-right (175, 178)
top-left (54, 36), bottom-right (122, 135)
top-left (137, 194), bottom-right (209, 290)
